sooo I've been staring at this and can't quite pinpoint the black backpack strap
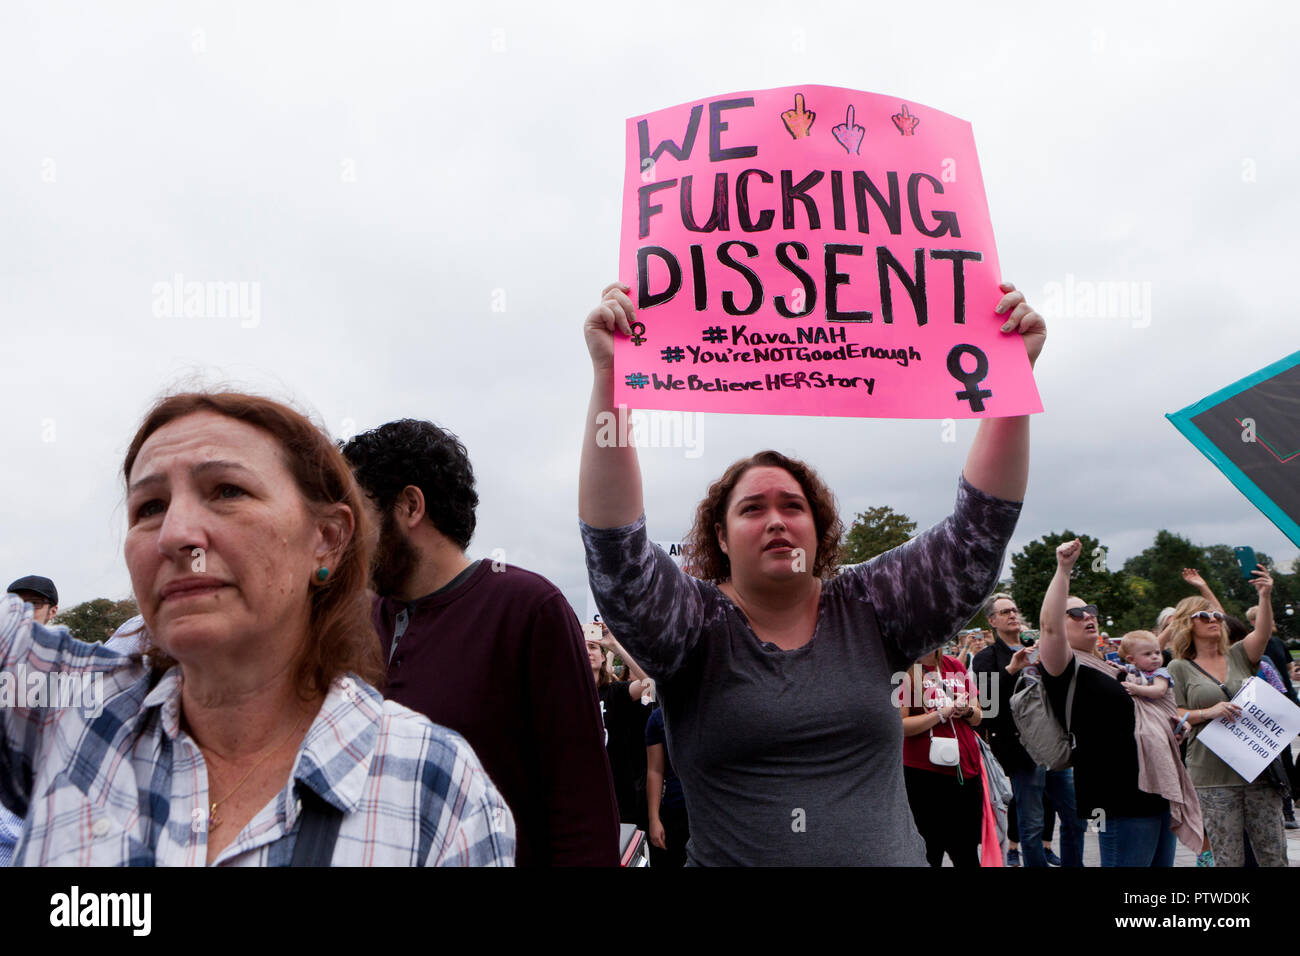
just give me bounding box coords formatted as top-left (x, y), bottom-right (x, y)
top-left (1064, 658), bottom-right (1079, 748)
top-left (1187, 659), bottom-right (1231, 697)
top-left (292, 787), bottom-right (344, 867)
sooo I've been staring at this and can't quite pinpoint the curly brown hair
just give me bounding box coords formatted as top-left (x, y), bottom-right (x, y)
top-left (682, 450), bottom-right (843, 583)
top-left (122, 391), bottom-right (386, 697)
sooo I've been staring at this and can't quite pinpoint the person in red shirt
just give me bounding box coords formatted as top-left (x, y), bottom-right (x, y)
top-left (900, 647), bottom-right (984, 866)
top-left (343, 419), bottom-right (620, 866)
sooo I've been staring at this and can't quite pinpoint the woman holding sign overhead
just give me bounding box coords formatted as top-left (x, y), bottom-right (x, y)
top-left (1168, 576), bottom-right (1287, 867)
top-left (578, 280), bottom-right (1043, 865)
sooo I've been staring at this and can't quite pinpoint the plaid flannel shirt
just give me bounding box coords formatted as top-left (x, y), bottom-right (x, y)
top-left (0, 594), bottom-right (514, 866)
top-left (0, 803), bottom-right (18, 866)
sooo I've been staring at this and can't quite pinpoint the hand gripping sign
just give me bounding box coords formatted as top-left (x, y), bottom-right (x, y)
top-left (617, 85), bottom-right (1042, 419)
top-left (1196, 676), bottom-right (1300, 783)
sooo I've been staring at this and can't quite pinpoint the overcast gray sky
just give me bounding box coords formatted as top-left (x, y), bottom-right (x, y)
top-left (2, 0), bottom-right (1297, 617)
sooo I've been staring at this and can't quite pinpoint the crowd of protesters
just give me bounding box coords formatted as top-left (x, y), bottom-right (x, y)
top-left (1, 275), bottom-right (1294, 867)
top-left (897, 547), bottom-right (1293, 869)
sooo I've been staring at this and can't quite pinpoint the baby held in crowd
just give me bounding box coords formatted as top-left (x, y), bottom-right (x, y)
top-left (1120, 631), bottom-right (1174, 701)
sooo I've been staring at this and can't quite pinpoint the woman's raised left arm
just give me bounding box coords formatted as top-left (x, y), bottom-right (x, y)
top-left (1243, 567), bottom-right (1274, 666)
top-left (841, 282), bottom-right (1042, 668)
top-left (962, 282), bottom-right (1045, 502)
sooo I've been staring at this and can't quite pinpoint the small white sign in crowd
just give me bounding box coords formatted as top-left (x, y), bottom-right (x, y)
top-left (1198, 677), bottom-right (1300, 782)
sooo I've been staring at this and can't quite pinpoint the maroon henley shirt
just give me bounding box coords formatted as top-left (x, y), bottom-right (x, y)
top-left (373, 561), bottom-right (620, 866)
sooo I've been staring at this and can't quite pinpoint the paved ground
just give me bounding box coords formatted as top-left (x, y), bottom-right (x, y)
top-left (964, 809), bottom-right (1300, 868)
top-left (961, 741), bottom-right (1300, 867)
top-left (1074, 819), bottom-right (1300, 867)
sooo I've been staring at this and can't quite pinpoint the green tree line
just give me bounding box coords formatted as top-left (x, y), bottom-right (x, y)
top-left (52, 598), bottom-right (139, 643)
top-left (841, 507), bottom-right (1300, 643)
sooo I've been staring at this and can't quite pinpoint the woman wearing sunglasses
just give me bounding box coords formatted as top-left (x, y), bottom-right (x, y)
top-left (1167, 577), bottom-right (1285, 866)
top-left (1039, 540), bottom-right (1187, 866)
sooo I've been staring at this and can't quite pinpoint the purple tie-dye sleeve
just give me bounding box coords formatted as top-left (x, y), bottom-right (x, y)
top-left (580, 515), bottom-right (710, 681)
top-left (840, 476), bottom-right (1022, 672)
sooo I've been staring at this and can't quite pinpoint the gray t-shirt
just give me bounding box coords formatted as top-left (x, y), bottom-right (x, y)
top-left (580, 475), bottom-right (1021, 866)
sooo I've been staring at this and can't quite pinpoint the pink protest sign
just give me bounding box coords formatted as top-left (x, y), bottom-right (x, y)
top-left (616, 85), bottom-right (1042, 419)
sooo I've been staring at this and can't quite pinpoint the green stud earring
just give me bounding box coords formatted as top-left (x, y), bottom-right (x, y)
top-left (315, 567), bottom-right (330, 582)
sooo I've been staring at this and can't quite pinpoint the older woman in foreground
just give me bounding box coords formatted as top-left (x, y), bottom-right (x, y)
top-left (0, 392), bottom-right (514, 865)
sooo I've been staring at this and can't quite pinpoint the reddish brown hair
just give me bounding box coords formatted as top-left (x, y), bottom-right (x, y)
top-left (122, 392), bottom-right (385, 696)
top-left (682, 450), bottom-right (844, 583)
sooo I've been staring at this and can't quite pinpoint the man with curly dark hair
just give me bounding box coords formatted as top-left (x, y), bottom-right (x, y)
top-left (342, 419), bottom-right (620, 867)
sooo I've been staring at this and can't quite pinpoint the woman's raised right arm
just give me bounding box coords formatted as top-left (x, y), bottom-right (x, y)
top-left (579, 282), bottom-right (643, 529)
top-left (1039, 539), bottom-right (1080, 677)
top-left (578, 283), bottom-right (707, 680)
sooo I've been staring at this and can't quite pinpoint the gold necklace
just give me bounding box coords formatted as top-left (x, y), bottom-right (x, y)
top-left (207, 716), bottom-right (308, 830)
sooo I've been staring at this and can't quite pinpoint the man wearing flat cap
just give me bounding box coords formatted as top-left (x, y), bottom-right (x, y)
top-left (6, 575), bottom-right (58, 626)
top-left (1, 574), bottom-right (59, 864)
